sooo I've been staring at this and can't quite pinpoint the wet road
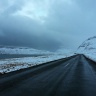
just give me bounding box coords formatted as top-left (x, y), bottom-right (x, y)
top-left (0, 55), bottom-right (96, 96)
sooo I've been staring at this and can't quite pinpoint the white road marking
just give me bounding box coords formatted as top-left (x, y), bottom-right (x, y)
top-left (65, 63), bottom-right (70, 67)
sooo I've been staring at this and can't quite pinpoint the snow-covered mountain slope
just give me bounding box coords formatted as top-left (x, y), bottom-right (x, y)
top-left (77, 36), bottom-right (96, 63)
top-left (77, 36), bottom-right (96, 54)
top-left (0, 46), bottom-right (51, 55)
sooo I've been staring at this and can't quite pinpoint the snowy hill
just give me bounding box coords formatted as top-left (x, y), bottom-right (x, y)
top-left (77, 36), bottom-right (96, 63)
top-left (77, 36), bottom-right (96, 54)
top-left (0, 46), bottom-right (51, 55)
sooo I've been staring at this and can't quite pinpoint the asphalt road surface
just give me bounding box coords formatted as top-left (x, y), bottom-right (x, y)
top-left (0, 55), bottom-right (96, 96)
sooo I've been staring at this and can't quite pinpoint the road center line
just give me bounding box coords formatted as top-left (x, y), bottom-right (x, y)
top-left (65, 63), bottom-right (70, 67)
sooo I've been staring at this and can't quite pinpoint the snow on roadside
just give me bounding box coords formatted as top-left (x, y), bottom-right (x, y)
top-left (0, 54), bottom-right (74, 74)
top-left (84, 53), bottom-right (96, 62)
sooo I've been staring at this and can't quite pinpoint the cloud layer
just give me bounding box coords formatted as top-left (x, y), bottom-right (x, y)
top-left (0, 0), bottom-right (96, 51)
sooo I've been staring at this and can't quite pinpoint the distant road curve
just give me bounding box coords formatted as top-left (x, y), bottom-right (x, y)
top-left (0, 54), bottom-right (96, 96)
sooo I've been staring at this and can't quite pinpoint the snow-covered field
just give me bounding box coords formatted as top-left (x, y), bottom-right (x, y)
top-left (0, 45), bottom-right (74, 74)
top-left (0, 53), bottom-right (74, 74)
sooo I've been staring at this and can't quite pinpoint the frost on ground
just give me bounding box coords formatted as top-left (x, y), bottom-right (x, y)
top-left (84, 53), bottom-right (96, 62)
top-left (0, 53), bottom-right (74, 74)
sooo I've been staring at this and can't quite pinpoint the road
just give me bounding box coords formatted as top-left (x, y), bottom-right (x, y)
top-left (0, 55), bottom-right (96, 96)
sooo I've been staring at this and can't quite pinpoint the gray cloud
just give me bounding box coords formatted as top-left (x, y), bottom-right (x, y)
top-left (0, 0), bottom-right (96, 51)
top-left (45, 0), bottom-right (96, 48)
top-left (0, 14), bottom-right (61, 51)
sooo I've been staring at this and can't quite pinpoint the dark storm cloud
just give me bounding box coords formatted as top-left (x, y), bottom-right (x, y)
top-left (0, 0), bottom-right (62, 51)
top-left (0, 14), bottom-right (61, 51)
top-left (0, 0), bottom-right (96, 51)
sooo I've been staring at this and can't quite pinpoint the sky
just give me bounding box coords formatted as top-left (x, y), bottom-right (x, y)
top-left (0, 0), bottom-right (96, 51)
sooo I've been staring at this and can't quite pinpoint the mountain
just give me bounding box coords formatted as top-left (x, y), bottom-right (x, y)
top-left (77, 36), bottom-right (96, 54)
top-left (0, 45), bottom-right (51, 55)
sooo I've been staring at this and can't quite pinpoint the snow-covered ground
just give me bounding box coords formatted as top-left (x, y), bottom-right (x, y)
top-left (0, 46), bottom-right (51, 55)
top-left (0, 53), bottom-right (74, 74)
top-left (0, 45), bottom-right (74, 74)
top-left (84, 53), bottom-right (96, 62)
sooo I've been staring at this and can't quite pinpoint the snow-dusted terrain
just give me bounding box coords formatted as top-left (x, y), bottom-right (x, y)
top-left (0, 54), bottom-right (73, 74)
top-left (0, 45), bottom-right (51, 55)
top-left (77, 36), bottom-right (96, 62)
top-left (0, 46), bottom-right (74, 74)
top-left (77, 36), bottom-right (96, 54)
top-left (2, 35), bottom-right (96, 74)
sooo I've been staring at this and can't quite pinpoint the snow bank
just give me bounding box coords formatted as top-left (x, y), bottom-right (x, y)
top-left (84, 53), bottom-right (96, 63)
top-left (0, 53), bottom-right (74, 74)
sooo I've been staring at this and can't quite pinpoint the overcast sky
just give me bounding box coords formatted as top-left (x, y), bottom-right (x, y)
top-left (0, 0), bottom-right (96, 51)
